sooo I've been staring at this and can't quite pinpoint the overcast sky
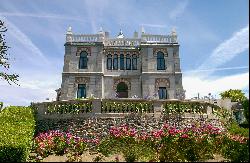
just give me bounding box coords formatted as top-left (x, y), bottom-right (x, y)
top-left (0, 0), bottom-right (249, 106)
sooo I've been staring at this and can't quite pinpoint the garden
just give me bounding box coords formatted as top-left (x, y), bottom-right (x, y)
top-left (0, 98), bottom-right (249, 162)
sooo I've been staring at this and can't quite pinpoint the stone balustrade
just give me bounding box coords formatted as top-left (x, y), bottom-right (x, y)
top-left (66, 33), bottom-right (178, 44)
top-left (66, 34), bottom-right (102, 42)
top-left (104, 38), bottom-right (141, 46)
top-left (32, 99), bottom-right (221, 121)
top-left (141, 34), bottom-right (177, 43)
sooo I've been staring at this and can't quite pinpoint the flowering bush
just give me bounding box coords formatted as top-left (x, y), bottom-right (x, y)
top-left (97, 122), bottom-right (248, 162)
top-left (32, 130), bottom-right (99, 158)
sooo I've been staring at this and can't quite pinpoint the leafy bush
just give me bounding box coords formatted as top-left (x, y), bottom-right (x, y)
top-left (0, 102), bottom-right (3, 110)
top-left (0, 106), bottom-right (35, 162)
top-left (228, 121), bottom-right (249, 137)
top-left (221, 136), bottom-right (249, 162)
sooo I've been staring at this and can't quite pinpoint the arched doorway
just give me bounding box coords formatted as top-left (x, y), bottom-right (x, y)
top-left (117, 82), bottom-right (128, 98)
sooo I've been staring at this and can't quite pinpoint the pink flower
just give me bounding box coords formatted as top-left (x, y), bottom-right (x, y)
top-left (181, 134), bottom-right (189, 138)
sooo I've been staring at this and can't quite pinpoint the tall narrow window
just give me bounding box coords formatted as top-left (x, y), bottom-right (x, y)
top-left (77, 84), bottom-right (86, 98)
top-left (126, 54), bottom-right (131, 70)
top-left (79, 51), bottom-right (88, 69)
top-left (120, 54), bottom-right (124, 70)
top-left (113, 54), bottom-right (118, 70)
top-left (157, 51), bottom-right (165, 70)
top-left (158, 87), bottom-right (167, 99)
top-left (107, 54), bottom-right (112, 70)
top-left (132, 54), bottom-right (137, 70)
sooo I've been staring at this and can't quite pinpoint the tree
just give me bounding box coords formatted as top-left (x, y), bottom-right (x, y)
top-left (0, 20), bottom-right (19, 85)
top-left (220, 89), bottom-right (247, 103)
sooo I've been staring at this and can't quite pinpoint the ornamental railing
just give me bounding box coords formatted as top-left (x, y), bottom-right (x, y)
top-left (104, 38), bottom-right (141, 47)
top-left (101, 99), bottom-right (154, 113)
top-left (66, 34), bottom-right (103, 42)
top-left (32, 99), bottom-right (227, 120)
top-left (141, 34), bottom-right (177, 43)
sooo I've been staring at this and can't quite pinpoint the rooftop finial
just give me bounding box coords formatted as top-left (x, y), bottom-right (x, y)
top-left (141, 25), bottom-right (145, 34)
top-left (117, 29), bottom-right (124, 38)
top-left (99, 26), bottom-right (103, 32)
top-left (171, 27), bottom-right (177, 35)
top-left (66, 26), bottom-right (72, 35)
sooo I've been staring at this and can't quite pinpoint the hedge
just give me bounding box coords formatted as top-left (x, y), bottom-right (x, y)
top-left (0, 106), bottom-right (36, 162)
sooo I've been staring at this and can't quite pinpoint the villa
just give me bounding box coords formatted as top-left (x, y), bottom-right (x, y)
top-left (56, 27), bottom-right (185, 100)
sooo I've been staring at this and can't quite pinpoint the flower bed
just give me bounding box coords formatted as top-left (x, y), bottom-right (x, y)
top-left (32, 120), bottom-right (249, 162)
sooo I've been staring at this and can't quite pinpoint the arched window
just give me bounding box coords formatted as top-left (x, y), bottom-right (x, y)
top-left (157, 51), bottom-right (165, 70)
top-left (126, 54), bottom-right (131, 70)
top-left (113, 54), bottom-right (118, 70)
top-left (120, 54), bottom-right (124, 70)
top-left (79, 51), bottom-right (88, 69)
top-left (107, 54), bottom-right (112, 70)
top-left (132, 54), bottom-right (137, 70)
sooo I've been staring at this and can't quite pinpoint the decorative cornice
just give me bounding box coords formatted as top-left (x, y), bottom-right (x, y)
top-left (75, 77), bottom-right (90, 84)
top-left (113, 78), bottom-right (131, 90)
top-left (76, 47), bottom-right (91, 56)
top-left (153, 48), bottom-right (168, 56)
top-left (155, 78), bottom-right (170, 88)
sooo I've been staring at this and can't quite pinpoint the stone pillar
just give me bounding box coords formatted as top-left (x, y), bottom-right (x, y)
top-left (92, 99), bottom-right (102, 116)
top-left (153, 100), bottom-right (163, 119)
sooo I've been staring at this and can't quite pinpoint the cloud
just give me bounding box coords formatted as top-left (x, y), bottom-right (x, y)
top-left (0, 85), bottom-right (57, 106)
top-left (196, 25), bottom-right (249, 77)
top-left (0, 16), bottom-right (49, 65)
top-left (183, 72), bottom-right (249, 99)
top-left (140, 24), bottom-right (167, 28)
top-left (183, 65), bottom-right (249, 73)
top-left (169, 0), bottom-right (189, 20)
top-left (0, 73), bottom-right (61, 106)
top-left (0, 12), bottom-right (83, 21)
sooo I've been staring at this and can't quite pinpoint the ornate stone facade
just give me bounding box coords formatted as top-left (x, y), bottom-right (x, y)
top-left (58, 27), bottom-right (185, 100)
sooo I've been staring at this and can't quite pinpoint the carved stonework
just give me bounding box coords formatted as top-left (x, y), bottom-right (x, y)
top-left (113, 78), bottom-right (131, 90)
top-left (104, 49), bottom-right (139, 56)
top-left (155, 78), bottom-right (170, 89)
top-left (76, 47), bottom-right (91, 56)
top-left (75, 77), bottom-right (90, 84)
top-left (153, 48), bottom-right (168, 56)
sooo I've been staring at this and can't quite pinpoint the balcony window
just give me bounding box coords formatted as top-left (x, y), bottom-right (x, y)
top-left (120, 54), bottom-right (124, 70)
top-left (77, 84), bottom-right (86, 98)
top-left (113, 54), bottom-right (118, 70)
top-left (107, 54), bottom-right (112, 70)
top-left (158, 87), bottom-right (167, 99)
top-left (157, 51), bottom-right (165, 70)
top-left (132, 54), bottom-right (137, 70)
top-left (79, 51), bottom-right (88, 69)
top-left (126, 54), bottom-right (131, 70)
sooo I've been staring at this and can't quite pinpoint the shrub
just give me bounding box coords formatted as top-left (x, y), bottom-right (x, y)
top-left (221, 136), bottom-right (249, 162)
top-left (0, 106), bottom-right (36, 162)
top-left (228, 121), bottom-right (249, 137)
